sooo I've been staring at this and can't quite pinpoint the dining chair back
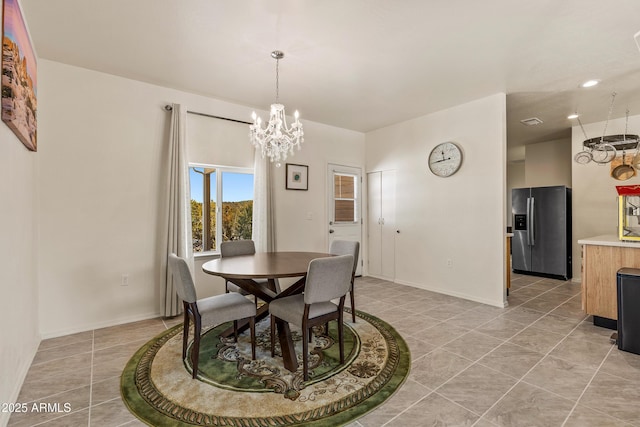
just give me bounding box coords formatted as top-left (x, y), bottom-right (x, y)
top-left (269, 254), bottom-right (354, 381)
top-left (169, 253), bottom-right (256, 379)
top-left (329, 240), bottom-right (360, 322)
top-left (220, 240), bottom-right (279, 295)
top-left (220, 240), bottom-right (256, 257)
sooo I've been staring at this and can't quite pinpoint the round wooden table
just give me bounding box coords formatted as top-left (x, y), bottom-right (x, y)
top-left (202, 251), bottom-right (333, 372)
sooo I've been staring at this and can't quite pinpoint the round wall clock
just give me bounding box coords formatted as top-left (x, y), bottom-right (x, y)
top-left (428, 142), bottom-right (463, 177)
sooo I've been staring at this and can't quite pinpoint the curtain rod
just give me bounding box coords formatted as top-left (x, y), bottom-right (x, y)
top-left (163, 105), bottom-right (252, 125)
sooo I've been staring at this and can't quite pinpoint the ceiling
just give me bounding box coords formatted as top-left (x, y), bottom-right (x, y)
top-left (20, 0), bottom-right (640, 149)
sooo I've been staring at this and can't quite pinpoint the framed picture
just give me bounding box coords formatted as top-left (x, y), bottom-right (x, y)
top-left (2, 0), bottom-right (37, 151)
top-left (286, 163), bottom-right (308, 190)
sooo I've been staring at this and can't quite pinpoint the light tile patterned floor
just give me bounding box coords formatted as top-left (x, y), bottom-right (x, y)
top-left (9, 274), bottom-right (640, 426)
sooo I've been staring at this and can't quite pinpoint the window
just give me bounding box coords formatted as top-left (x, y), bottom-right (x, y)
top-left (333, 173), bottom-right (357, 222)
top-left (190, 165), bottom-right (254, 253)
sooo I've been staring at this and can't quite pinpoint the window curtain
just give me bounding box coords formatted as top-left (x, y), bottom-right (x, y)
top-left (252, 151), bottom-right (276, 252)
top-left (161, 103), bottom-right (193, 317)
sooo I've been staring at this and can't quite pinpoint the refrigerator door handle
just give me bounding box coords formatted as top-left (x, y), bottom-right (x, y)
top-left (526, 197), bottom-right (531, 246)
top-left (530, 197), bottom-right (535, 246)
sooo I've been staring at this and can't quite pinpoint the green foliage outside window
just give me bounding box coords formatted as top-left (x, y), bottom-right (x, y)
top-left (192, 200), bottom-right (252, 252)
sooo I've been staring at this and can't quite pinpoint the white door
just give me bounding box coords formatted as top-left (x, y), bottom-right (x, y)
top-left (367, 170), bottom-right (395, 279)
top-left (327, 164), bottom-right (363, 275)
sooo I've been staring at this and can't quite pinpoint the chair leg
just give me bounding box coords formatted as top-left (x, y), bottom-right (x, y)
top-left (350, 279), bottom-right (356, 323)
top-left (182, 309), bottom-right (189, 360)
top-left (192, 315), bottom-right (201, 379)
top-left (270, 315), bottom-right (276, 357)
top-left (249, 316), bottom-right (256, 360)
top-left (302, 327), bottom-right (309, 382)
top-left (233, 320), bottom-right (238, 342)
top-left (338, 313), bottom-right (345, 365)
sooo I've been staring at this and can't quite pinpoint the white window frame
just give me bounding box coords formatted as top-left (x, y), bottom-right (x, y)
top-left (332, 172), bottom-right (360, 224)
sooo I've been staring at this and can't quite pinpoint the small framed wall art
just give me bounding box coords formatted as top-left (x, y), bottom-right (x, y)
top-left (286, 163), bottom-right (308, 190)
top-left (2, 0), bottom-right (38, 151)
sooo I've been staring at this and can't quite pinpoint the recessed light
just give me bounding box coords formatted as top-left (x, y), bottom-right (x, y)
top-left (581, 79), bottom-right (600, 88)
top-left (567, 114), bottom-right (579, 119)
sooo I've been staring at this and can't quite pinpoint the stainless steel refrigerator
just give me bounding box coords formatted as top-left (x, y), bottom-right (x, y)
top-left (512, 186), bottom-right (572, 280)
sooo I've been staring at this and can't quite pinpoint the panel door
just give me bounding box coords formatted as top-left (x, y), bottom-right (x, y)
top-left (380, 170), bottom-right (396, 279)
top-left (328, 164), bottom-right (363, 275)
top-left (367, 172), bottom-right (382, 277)
top-left (367, 170), bottom-right (396, 280)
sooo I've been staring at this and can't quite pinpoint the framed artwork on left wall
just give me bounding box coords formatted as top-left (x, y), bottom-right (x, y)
top-left (2, 0), bottom-right (38, 151)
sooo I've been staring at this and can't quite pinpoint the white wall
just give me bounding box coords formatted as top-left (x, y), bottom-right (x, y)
top-left (525, 138), bottom-right (572, 188)
top-left (366, 94), bottom-right (507, 307)
top-left (572, 113), bottom-right (640, 280)
top-left (37, 59), bottom-right (365, 338)
top-left (0, 71), bottom-right (40, 427)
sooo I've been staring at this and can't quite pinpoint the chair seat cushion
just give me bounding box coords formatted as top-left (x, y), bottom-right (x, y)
top-left (269, 294), bottom-right (338, 327)
top-left (198, 292), bottom-right (256, 326)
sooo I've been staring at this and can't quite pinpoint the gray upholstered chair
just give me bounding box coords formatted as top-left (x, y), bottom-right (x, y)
top-left (269, 254), bottom-right (354, 381)
top-left (220, 240), bottom-right (280, 298)
top-left (329, 240), bottom-right (360, 323)
top-left (168, 253), bottom-right (256, 379)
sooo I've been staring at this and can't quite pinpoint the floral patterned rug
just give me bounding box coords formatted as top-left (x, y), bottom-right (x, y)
top-left (121, 309), bottom-right (410, 426)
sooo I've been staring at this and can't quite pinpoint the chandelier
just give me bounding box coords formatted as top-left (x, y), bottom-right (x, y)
top-left (249, 51), bottom-right (304, 167)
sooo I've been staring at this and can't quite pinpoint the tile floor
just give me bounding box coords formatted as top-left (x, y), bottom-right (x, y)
top-left (8, 274), bottom-right (640, 426)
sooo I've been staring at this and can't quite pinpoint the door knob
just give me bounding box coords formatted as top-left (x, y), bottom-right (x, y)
top-left (329, 229), bottom-right (335, 234)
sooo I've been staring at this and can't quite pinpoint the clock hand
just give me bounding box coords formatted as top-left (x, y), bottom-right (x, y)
top-left (432, 157), bottom-right (452, 164)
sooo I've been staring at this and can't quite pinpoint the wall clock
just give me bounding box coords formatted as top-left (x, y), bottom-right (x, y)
top-left (428, 142), bottom-right (463, 177)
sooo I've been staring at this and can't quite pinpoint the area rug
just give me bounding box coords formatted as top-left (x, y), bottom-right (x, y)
top-left (121, 309), bottom-right (410, 426)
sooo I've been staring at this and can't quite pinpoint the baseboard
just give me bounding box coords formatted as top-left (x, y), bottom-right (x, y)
top-left (394, 278), bottom-right (507, 308)
top-left (40, 311), bottom-right (161, 340)
top-left (364, 274), bottom-right (395, 281)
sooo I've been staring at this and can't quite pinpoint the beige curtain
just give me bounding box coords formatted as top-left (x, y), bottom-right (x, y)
top-left (252, 151), bottom-right (276, 252)
top-left (161, 103), bottom-right (193, 317)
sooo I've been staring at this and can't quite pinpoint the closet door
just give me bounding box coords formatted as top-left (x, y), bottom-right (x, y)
top-left (367, 170), bottom-right (396, 280)
top-left (380, 170), bottom-right (396, 279)
top-left (367, 172), bottom-right (383, 277)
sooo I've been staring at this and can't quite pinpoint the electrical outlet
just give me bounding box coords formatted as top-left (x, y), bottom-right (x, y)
top-left (446, 259), bottom-right (453, 268)
top-left (121, 274), bottom-right (129, 286)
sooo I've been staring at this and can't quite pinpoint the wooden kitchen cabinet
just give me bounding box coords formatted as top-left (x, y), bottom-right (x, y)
top-left (580, 235), bottom-right (640, 321)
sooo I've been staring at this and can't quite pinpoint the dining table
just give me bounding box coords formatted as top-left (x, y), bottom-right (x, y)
top-left (201, 251), bottom-right (333, 372)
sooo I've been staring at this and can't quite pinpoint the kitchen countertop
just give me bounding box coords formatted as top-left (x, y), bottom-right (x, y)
top-left (578, 234), bottom-right (640, 248)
